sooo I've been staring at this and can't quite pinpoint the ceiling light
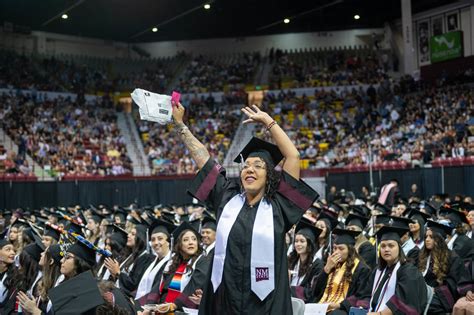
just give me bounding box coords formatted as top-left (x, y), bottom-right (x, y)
top-left (61, 14), bottom-right (68, 20)
top-left (152, 27), bottom-right (158, 32)
top-left (283, 18), bottom-right (290, 24)
top-left (354, 14), bottom-right (360, 20)
top-left (204, 4), bottom-right (211, 9)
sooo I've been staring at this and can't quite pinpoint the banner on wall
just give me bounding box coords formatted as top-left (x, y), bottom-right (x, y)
top-left (430, 31), bottom-right (463, 63)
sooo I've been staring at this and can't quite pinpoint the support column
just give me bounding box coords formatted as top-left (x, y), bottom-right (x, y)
top-left (401, 0), bottom-right (416, 74)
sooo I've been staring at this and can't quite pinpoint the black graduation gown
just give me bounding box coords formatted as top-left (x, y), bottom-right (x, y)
top-left (453, 234), bottom-right (474, 262)
top-left (457, 258), bottom-right (473, 297)
top-left (369, 262), bottom-right (427, 315)
top-left (118, 252), bottom-right (155, 298)
top-left (311, 262), bottom-right (372, 313)
top-left (424, 253), bottom-right (464, 314)
top-left (406, 246), bottom-right (420, 267)
top-left (135, 256), bottom-right (172, 306)
top-left (290, 258), bottom-right (323, 302)
top-left (159, 255), bottom-right (211, 310)
top-left (358, 241), bottom-right (376, 270)
top-left (188, 159), bottom-right (319, 315)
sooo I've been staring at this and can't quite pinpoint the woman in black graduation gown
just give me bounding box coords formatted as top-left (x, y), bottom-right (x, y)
top-left (367, 226), bottom-right (427, 315)
top-left (345, 213), bottom-right (376, 269)
top-left (0, 239), bottom-right (20, 314)
top-left (103, 224), bottom-right (154, 297)
top-left (311, 229), bottom-right (371, 314)
top-left (96, 224), bottom-right (128, 280)
top-left (288, 218), bottom-right (323, 302)
top-left (35, 245), bottom-right (63, 313)
top-left (420, 220), bottom-right (464, 314)
top-left (173, 102), bottom-right (319, 315)
top-left (315, 210), bottom-right (338, 262)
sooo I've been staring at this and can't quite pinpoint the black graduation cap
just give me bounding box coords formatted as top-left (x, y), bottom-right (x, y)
top-left (443, 207), bottom-right (469, 226)
top-left (421, 202), bottom-right (437, 216)
top-left (332, 228), bottom-right (361, 246)
top-left (373, 203), bottom-right (391, 215)
top-left (0, 238), bottom-right (11, 248)
top-left (128, 215), bottom-right (143, 226)
top-left (406, 209), bottom-right (431, 224)
top-left (48, 244), bottom-right (64, 265)
top-left (109, 224), bottom-right (128, 247)
top-left (149, 219), bottom-right (175, 240)
top-left (68, 239), bottom-right (97, 267)
top-left (389, 216), bottom-right (414, 230)
top-left (329, 203), bottom-right (343, 213)
top-left (44, 227), bottom-right (61, 241)
top-left (426, 220), bottom-right (454, 239)
top-left (375, 214), bottom-right (391, 226)
top-left (134, 224), bottom-right (148, 242)
top-left (317, 210), bottom-right (339, 231)
top-left (375, 226), bottom-right (409, 243)
top-left (233, 137), bottom-right (284, 168)
top-left (345, 213), bottom-right (369, 230)
top-left (89, 209), bottom-right (105, 224)
top-left (351, 205), bottom-right (370, 217)
top-left (201, 215), bottom-right (217, 231)
top-left (12, 219), bottom-right (29, 229)
top-left (48, 270), bottom-right (104, 314)
top-left (295, 218), bottom-right (322, 246)
top-left (66, 221), bottom-right (84, 236)
top-left (24, 234), bottom-right (46, 261)
top-left (172, 221), bottom-right (200, 243)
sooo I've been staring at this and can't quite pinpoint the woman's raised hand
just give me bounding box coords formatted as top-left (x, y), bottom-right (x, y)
top-left (241, 105), bottom-right (273, 126)
top-left (172, 101), bottom-right (186, 124)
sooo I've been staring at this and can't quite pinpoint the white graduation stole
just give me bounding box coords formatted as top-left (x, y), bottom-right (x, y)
top-left (211, 193), bottom-right (275, 301)
top-left (402, 238), bottom-right (416, 255)
top-left (369, 261), bottom-right (400, 311)
top-left (135, 251), bottom-right (171, 299)
top-left (0, 272), bottom-right (8, 303)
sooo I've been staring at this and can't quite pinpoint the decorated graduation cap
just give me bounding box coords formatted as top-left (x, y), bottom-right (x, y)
top-left (68, 239), bottom-right (98, 267)
top-left (23, 234), bottom-right (46, 262)
top-left (426, 220), bottom-right (454, 239)
top-left (375, 226), bottom-right (409, 243)
top-left (295, 218), bottom-right (323, 246)
top-left (201, 215), bottom-right (217, 231)
top-left (66, 220), bottom-right (84, 236)
top-left (317, 210), bottom-right (339, 231)
top-left (149, 219), bottom-right (175, 240)
top-left (345, 213), bottom-right (369, 230)
top-left (48, 244), bottom-right (64, 265)
top-left (373, 203), bottom-right (391, 215)
top-left (233, 137), bottom-right (284, 169)
top-left (44, 226), bottom-right (61, 241)
top-left (48, 270), bottom-right (105, 314)
top-left (109, 224), bottom-right (128, 247)
top-left (332, 228), bottom-right (361, 246)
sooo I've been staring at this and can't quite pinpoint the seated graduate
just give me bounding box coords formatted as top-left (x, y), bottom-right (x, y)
top-left (201, 215), bottom-right (216, 257)
top-left (367, 226), bottom-right (427, 315)
top-left (345, 213), bottom-right (376, 270)
top-left (35, 245), bottom-right (63, 313)
top-left (406, 208), bottom-right (430, 249)
top-left (421, 220), bottom-right (464, 314)
top-left (389, 216), bottom-right (420, 267)
top-left (20, 234), bottom-right (45, 298)
top-left (315, 210), bottom-right (339, 262)
top-left (143, 221), bottom-right (210, 314)
top-left (104, 223), bottom-right (154, 297)
top-left (442, 206), bottom-right (474, 262)
top-left (0, 238), bottom-right (20, 314)
top-left (96, 224), bottom-right (128, 280)
top-left (289, 217), bottom-right (324, 302)
top-left (41, 227), bottom-right (60, 248)
top-left (453, 248), bottom-right (474, 315)
top-left (311, 229), bottom-right (371, 314)
top-left (135, 219), bottom-right (175, 306)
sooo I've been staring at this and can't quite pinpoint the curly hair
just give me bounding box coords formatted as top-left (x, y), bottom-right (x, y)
top-left (239, 158), bottom-right (282, 198)
top-left (288, 234), bottom-right (318, 278)
top-left (341, 245), bottom-right (362, 284)
top-left (167, 229), bottom-right (202, 275)
top-left (418, 230), bottom-right (450, 285)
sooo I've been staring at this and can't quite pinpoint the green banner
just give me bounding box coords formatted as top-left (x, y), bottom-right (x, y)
top-left (430, 31), bottom-right (463, 63)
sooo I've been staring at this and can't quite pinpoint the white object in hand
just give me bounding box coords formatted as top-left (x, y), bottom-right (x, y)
top-left (131, 88), bottom-right (172, 125)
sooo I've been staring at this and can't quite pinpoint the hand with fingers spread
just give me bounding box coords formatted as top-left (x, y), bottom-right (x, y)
top-left (241, 105), bottom-right (274, 127)
top-left (189, 288), bottom-right (203, 305)
top-left (324, 251), bottom-right (341, 274)
top-left (17, 291), bottom-right (41, 315)
top-left (104, 257), bottom-right (121, 277)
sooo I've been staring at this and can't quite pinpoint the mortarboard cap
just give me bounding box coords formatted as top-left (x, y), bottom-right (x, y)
top-left (44, 227), bottom-right (61, 241)
top-left (406, 209), bottom-right (431, 224)
top-left (68, 240), bottom-right (97, 267)
top-left (48, 244), bottom-right (64, 265)
top-left (48, 270), bottom-right (104, 314)
top-left (134, 224), bottom-right (148, 242)
top-left (375, 226), bottom-right (409, 243)
top-left (233, 137), bottom-right (284, 168)
top-left (375, 214), bottom-right (391, 226)
top-left (23, 234), bottom-right (46, 261)
top-left (317, 210), bottom-right (339, 231)
top-left (389, 216), bottom-right (414, 230)
top-left (0, 238), bottom-right (11, 248)
top-left (351, 205), bottom-right (370, 217)
top-left (345, 213), bottom-right (369, 230)
top-left (172, 221), bottom-right (200, 243)
top-left (149, 219), bottom-right (175, 240)
top-left (421, 202), bottom-right (437, 216)
top-left (295, 217), bottom-right (322, 246)
top-left (373, 203), bottom-right (391, 215)
top-left (332, 228), bottom-right (361, 246)
top-left (426, 220), bottom-right (454, 239)
top-left (109, 225), bottom-right (128, 247)
top-left (201, 215), bottom-right (217, 231)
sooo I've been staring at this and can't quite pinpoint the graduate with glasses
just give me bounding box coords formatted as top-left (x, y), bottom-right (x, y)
top-left (173, 102), bottom-right (319, 315)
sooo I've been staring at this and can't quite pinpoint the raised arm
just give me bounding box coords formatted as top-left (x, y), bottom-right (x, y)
top-left (242, 105), bottom-right (300, 179)
top-left (172, 101), bottom-right (210, 170)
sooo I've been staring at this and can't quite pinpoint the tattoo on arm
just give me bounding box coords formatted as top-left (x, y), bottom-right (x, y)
top-left (178, 125), bottom-right (210, 169)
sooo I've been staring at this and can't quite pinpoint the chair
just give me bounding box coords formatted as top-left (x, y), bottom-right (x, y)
top-left (291, 297), bottom-right (305, 315)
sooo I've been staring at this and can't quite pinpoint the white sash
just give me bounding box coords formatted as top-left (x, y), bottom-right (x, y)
top-left (204, 242), bottom-right (215, 256)
top-left (402, 238), bottom-right (416, 255)
top-left (369, 262), bottom-right (400, 312)
top-left (135, 251), bottom-right (171, 299)
top-left (0, 272), bottom-right (8, 303)
top-left (27, 271), bottom-right (42, 297)
top-left (447, 234), bottom-right (458, 250)
top-left (211, 193), bottom-right (275, 301)
top-left (161, 254), bottom-right (203, 292)
top-left (422, 254), bottom-right (431, 277)
top-left (290, 260), bottom-right (305, 286)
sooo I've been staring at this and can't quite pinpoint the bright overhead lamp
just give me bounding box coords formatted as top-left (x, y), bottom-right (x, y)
top-left (204, 3), bottom-right (211, 9)
top-left (283, 18), bottom-right (290, 24)
top-left (354, 14), bottom-right (360, 20)
top-left (61, 14), bottom-right (68, 20)
top-left (152, 27), bottom-right (158, 32)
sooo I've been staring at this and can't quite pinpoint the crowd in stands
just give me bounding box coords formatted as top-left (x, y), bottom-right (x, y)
top-left (258, 79), bottom-right (474, 169)
top-left (268, 47), bottom-right (392, 89)
top-left (0, 144), bottom-right (34, 176)
top-left (0, 93), bottom-right (132, 178)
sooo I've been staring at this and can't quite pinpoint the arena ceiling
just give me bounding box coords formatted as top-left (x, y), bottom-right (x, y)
top-left (0, 0), bottom-right (458, 42)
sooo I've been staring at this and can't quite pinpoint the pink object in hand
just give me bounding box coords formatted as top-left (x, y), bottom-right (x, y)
top-left (171, 91), bottom-right (181, 107)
